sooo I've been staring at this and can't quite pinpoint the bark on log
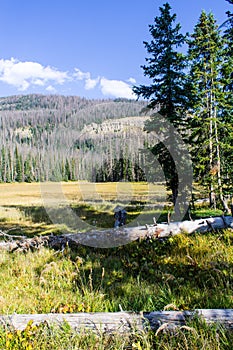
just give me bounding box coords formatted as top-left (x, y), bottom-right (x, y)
top-left (0, 216), bottom-right (232, 250)
top-left (61, 215), bottom-right (233, 248)
top-left (0, 310), bottom-right (232, 332)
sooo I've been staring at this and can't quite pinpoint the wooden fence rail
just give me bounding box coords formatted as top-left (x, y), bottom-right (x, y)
top-left (0, 310), bottom-right (232, 332)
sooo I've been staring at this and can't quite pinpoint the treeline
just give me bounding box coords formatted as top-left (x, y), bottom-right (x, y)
top-left (95, 156), bottom-right (147, 182)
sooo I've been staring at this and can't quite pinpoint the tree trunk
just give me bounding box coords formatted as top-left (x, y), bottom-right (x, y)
top-left (214, 107), bottom-right (230, 213)
top-left (208, 64), bottom-right (216, 209)
top-left (209, 98), bottom-right (216, 209)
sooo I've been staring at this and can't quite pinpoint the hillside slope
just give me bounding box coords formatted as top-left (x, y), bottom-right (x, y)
top-left (0, 94), bottom-right (154, 182)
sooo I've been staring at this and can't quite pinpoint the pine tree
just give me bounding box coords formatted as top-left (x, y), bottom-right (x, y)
top-left (223, 0), bottom-right (233, 91)
top-left (15, 147), bottom-right (23, 182)
top-left (133, 3), bottom-right (191, 218)
top-left (133, 3), bottom-right (188, 125)
top-left (221, 0), bottom-right (233, 197)
top-left (1, 148), bottom-right (7, 182)
top-left (6, 150), bottom-right (12, 182)
top-left (24, 155), bottom-right (34, 182)
top-left (225, 0), bottom-right (233, 41)
top-left (65, 158), bottom-right (71, 181)
top-left (188, 11), bottom-right (230, 211)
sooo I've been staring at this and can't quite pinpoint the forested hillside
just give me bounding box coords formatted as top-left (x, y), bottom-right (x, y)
top-left (0, 94), bottom-right (153, 182)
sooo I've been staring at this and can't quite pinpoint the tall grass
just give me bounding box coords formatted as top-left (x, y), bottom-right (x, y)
top-left (0, 182), bottom-right (232, 348)
top-left (0, 229), bottom-right (232, 314)
top-left (0, 318), bottom-right (233, 349)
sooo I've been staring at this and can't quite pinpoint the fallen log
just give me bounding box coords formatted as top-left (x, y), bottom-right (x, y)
top-left (0, 309), bottom-right (232, 332)
top-left (0, 215), bottom-right (232, 250)
top-left (60, 215), bottom-right (233, 248)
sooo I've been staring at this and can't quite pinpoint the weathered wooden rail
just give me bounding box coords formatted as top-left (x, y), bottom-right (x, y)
top-left (0, 310), bottom-right (232, 332)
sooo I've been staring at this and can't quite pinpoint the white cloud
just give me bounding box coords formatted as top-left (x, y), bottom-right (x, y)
top-left (85, 77), bottom-right (100, 90)
top-left (100, 78), bottom-right (136, 99)
top-left (46, 85), bottom-right (56, 92)
top-left (128, 77), bottom-right (136, 84)
top-left (73, 68), bottom-right (99, 90)
top-left (74, 68), bottom-right (136, 98)
top-left (0, 58), bottom-right (137, 99)
top-left (74, 68), bottom-right (90, 81)
top-left (0, 58), bottom-right (69, 91)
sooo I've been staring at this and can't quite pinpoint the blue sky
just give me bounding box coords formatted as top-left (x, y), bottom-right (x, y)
top-left (0, 0), bottom-right (231, 99)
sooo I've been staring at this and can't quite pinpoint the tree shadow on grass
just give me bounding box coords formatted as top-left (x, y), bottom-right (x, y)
top-left (0, 199), bottom-right (183, 239)
top-left (70, 230), bottom-right (233, 311)
top-left (11, 200), bottom-right (169, 230)
top-left (0, 204), bottom-right (116, 236)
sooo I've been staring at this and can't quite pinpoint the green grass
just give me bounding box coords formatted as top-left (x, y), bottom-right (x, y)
top-left (0, 232), bottom-right (232, 348)
top-left (0, 229), bottom-right (232, 314)
top-left (0, 182), bottom-right (232, 349)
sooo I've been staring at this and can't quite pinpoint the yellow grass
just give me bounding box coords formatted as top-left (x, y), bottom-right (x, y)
top-left (0, 181), bottom-right (167, 235)
top-left (0, 181), bottom-right (166, 206)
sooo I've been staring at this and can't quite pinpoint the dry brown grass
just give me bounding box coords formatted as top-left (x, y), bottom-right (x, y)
top-left (0, 181), bottom-right (166, 206)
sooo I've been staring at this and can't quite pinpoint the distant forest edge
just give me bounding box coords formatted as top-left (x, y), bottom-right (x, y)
top-left (0, 94), bottom-right (155, 183)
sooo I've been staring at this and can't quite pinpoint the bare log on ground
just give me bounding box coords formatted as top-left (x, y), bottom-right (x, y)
top-left (59, 215), bottom-right (233, 248)
top-left (0, 216), bottom-right (232, 250)
top-left (0, 309), bottom-right (232, 332)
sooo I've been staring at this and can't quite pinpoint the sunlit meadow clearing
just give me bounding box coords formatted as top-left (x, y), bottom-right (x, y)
top-left (0, 181), bottom-right (168, 234)
top-left (0, 181), bottom-right (167, 206)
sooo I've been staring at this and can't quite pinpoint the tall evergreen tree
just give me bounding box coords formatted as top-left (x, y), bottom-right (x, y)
top-left (221, 0), bottom-right (233, 198)
top-left (225, 0), bottom-right (233, 37)
top-left (133, 2), bottom-right (188, 125)
top-left (133, 3), bottom-right (191, 218)
top-left (187, 11), bottom-right (230, 211)
top-left (1, 148), bottom-right (7, 183)
top-left (223, 0), bottom-right (233, 89)
top-left (15, 147), bottom-right (23, 182)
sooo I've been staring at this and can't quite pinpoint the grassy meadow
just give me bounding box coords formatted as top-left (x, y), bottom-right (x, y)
top-left (0, 181), bottom-right (169, 236)
top-left (0, 182), bottom-right (232, 349)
